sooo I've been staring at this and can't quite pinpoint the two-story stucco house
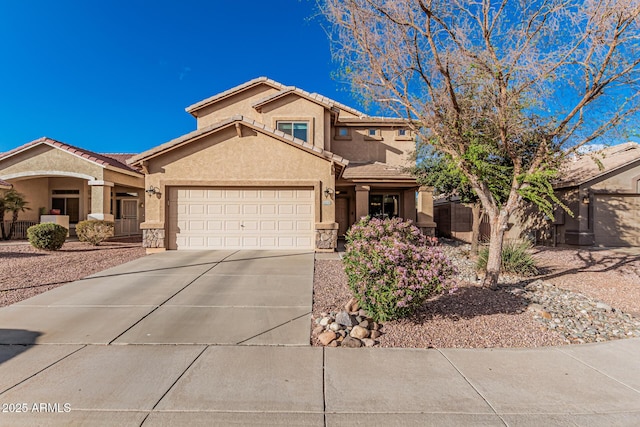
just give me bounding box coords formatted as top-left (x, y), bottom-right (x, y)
top-left (128, 77), bottom-right (435, 252)
top-left (0, 77), bottom-right (435, 249)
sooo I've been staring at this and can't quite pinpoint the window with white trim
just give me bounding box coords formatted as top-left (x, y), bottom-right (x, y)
top-left (277, 121), bottom-right (309, 142)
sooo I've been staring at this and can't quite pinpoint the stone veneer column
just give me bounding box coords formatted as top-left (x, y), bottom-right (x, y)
top-left (355, 185), bottom-right (370, 220)
top-left (315, 223), bottom-right (338, 252)
top-left (88, 180), bottom-right (114, 221)
top-left (416, 186), bottom-right (437, 236)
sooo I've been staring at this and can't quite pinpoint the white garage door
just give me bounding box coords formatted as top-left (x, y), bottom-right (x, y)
top-left (168, 187), bottom-right (315, 250)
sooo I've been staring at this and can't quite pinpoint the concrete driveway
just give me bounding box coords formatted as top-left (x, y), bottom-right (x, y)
top-left (0, 250), bottom-right (314, 346)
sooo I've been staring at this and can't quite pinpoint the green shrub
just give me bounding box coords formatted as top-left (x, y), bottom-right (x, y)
top-left (76, 220), bottom-right (114, 246)
top-left (477, 239), bottom-right (538, 276)
top-left (343, 217), bottom-right (456, 322)
top-left (27, 223), bottom-right (67, 251)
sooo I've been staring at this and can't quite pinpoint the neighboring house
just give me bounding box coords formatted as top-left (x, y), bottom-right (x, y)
top-left (434, 142), bottom-right (640, 247)
top-left (553, 142), bottom-right (640, 247)
top-left (0, 138), bottom-right (145, 237)
top-left (128, 77), bottom-right (435, 252)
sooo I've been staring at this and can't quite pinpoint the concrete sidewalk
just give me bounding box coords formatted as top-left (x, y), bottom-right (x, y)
top-left (0, 340), bottom-right (639, 425)
top-left (0, 250), bottom-right (639, 425)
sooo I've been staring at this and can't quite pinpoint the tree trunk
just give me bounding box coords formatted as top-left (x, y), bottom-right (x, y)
top-left (0, 207), bottom-right (6, 240)
top-left (7, 211), bottom-right (18, 240)
top-left (470, 203), bottom-right (481, 255)
top-left (481, 211), bottom-right (509, 290)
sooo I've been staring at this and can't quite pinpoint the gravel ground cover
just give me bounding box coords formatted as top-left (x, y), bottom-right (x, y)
top-left (0, 237), bottom-right (146, 307)
top-left (312, 241), bottom-right (640, 348)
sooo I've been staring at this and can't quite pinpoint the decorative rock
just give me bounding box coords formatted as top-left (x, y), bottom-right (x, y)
top-left (350, 325), bottom-right (370, 339)
top-left (371, 322), bottom-right (380, 331)
top-left (312, 326), bottom-right (325, 336)
top-left (342, 336), bottom-right (362, 348)
top-left (370, 330), bottom-right (382, 339)
top-left (541, 311), bottom-right (552, 320)
top-left (335, 311), bottom-right (357, 327)
top-left (318, 331), bottom-right (337, 346)
top-left (327, 340), bottom-right (338, 347)
top-left (319, 317), bottom-right (331, 327)
top-left (355, 316), bottom-right (364, 323)
top-left (596, 302), bottom-right (612, 311)
top-left (329, 322), bottom-right (341, 332)
top-left (345, 297), bottom-right (360, 313)
top-left (358, 309), bottom-right (368, 318)
top-left (361, 338), bottom-right (375, 347)
top-left (359, 320), bottom-right (370, 329)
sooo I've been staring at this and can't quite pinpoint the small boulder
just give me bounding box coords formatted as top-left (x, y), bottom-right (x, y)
top-left (370, 330), bottom-right (382, 339)
top-left (335, 311), bottom-right (357, 327)
top-left (350, 325), bottom-right (370, 339)
top-left (327, 340), bottom-right (338, 347)
top-left (312, 326), bottom-right (325, 336)
top-left (345, 297), bottom-right (360, 313)
top-left (318, 330), bottom-right (337, 346)
top-left (342, 336), bottom-right (362, 348)
top-left (361, 338), bottom-right (375, 347)
top-left (329, 322), bottom-right (341, 332)
top-left (319, 317), bottom-right (331, 327)
top-left (358, 309), bottom-right (368, 318)
top-left (359, 319), bottom-right (369, 329)
top-left (370, 322), bottom-right (380, 331)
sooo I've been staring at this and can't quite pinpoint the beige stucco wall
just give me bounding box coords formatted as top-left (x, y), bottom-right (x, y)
top-left (0, 145), bottom-right (103, 180)
top-left (331, 127), bottom-right (415, 166)
top-left (104, 169), bottom-right (144, 189)
top-left (259, 95), bottom-right (326, 149)
top-left (589, 161), bottom-right (640, 192)
top-left (10, 178), bottom-right (49, 222)
top-left (195, 84), bottom-right (280, 128)
top-left (142, 126), bottom-right (335, 228)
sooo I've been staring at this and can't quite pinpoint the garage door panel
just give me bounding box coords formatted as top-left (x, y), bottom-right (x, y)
top-left (168, 187), bottom-right (315, 250)
top-left (207, 205), bottom-right (223, 215)
top-left (594, 195), bottom-right (640, 246)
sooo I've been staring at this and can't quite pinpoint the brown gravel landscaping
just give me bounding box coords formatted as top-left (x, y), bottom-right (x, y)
top-left (0, 237), bottom-right (146, 307)
top-left (312, 242), bottom-right (640, 349)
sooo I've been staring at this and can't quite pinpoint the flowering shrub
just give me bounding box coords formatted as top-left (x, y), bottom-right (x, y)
top-left (343, 217), bottom-right (456, 322)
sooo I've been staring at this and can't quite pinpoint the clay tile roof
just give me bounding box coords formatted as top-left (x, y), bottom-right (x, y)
top-left (128, 115), bottom-right (348, 167)
top-left (342, 162), bottom-right (415, 180)
top-left (185, 77), bottom-right (287, 114)
top-left (555, 142), bottom-right (640, 188)
top-left (0, 137), bottom-right (142, 175)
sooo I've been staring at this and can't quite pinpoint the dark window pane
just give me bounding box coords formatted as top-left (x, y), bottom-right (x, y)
top-left (52, 198), bottom-right (65, 212)
top-left (293, 123), bottom-right (308, 141)
top-left (277, 122), bottom-right (292, 134)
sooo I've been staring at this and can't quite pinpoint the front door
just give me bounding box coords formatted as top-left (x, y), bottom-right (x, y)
top-left (336, 197), bottom-right (349, 236)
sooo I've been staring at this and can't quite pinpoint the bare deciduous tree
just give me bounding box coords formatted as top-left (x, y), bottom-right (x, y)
top-left (322, 0), bottom-right (640, 288)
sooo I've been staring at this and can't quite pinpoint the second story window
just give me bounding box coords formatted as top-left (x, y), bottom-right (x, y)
top-left (335, 126), bottom-right (351, 140)
top-left (365, 128), bottom-right (381, 140)
top-left (277, 121), bottom-right (308, 142)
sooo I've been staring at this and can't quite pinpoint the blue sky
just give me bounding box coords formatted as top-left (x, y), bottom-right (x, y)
top-left (0, 0), bottom-right (355, 154)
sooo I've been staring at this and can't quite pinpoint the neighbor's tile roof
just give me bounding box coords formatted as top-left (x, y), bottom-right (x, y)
top-left (555, 142), bottom-right (640, 188)
top-left (0, 137), bottom-right (142, 174)
top-left (128, 115), bottom-right (348, 167)
top-left (342, 162), bottom-right (415, 180)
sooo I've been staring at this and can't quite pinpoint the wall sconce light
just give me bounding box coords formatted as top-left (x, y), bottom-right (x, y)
top-left (145, 185), bottom-right (160, 197)
top-left (582, 196), bottom-right (590, 204)
top-left (323, 187), bottom-right (334, 198)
